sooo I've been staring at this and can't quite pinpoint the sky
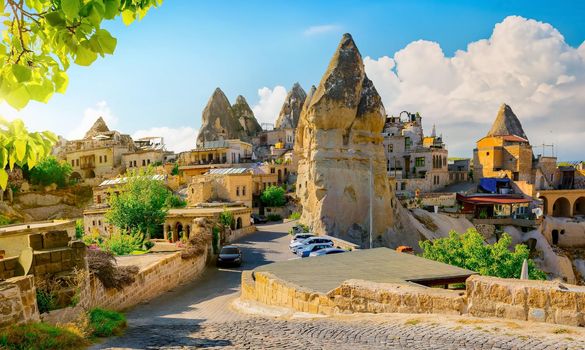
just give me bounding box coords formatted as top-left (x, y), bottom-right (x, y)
top-left (1, 0), bottom-right (584, 159)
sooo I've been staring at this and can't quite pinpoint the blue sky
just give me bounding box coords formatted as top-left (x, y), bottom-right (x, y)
top-left (3, 0), bottom-right (585, 158)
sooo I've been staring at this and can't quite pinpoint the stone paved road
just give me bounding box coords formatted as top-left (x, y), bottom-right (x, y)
top-left (92, 222), bottom-right (585, 350)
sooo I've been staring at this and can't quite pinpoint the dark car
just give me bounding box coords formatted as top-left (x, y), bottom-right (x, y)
top-left (251, 214), bottom-right (268, 224)
top-left (217, 246), bottom-right (243, 267)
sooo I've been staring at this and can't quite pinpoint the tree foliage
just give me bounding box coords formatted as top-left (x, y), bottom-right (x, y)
top-left (218, 207), bottom-right (233, 228)
top-left (29, 155), bottom-right (71, 187)
top-left (420, 228), bottom-right (547, 280)
top-left (0, 0), bottom-right (163, 109)
top-left (261, 185), bottom-right (286, 207)
top-left (105, 169), bottom-right (172, 237)
top-left (0, 117), bottom-right (56, 189)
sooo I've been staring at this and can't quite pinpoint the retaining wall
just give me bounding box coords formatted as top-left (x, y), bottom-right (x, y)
top-left (0, 276), bottom-right (39, 328)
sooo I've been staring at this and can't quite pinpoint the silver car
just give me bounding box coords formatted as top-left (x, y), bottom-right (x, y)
top-left (309, 247), bottom-right (347, 257)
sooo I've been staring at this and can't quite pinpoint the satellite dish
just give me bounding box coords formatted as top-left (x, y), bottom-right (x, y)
top-left (16, 247), bottom-right (34, 276)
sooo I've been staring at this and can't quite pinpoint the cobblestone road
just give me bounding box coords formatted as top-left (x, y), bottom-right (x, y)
top-left (92, 222), bottom-right (585, 350)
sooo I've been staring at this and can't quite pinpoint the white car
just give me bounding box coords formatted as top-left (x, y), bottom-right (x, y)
top-left (290, 233), bottom-right (315, 245)
top-left (290, 237), bottom-right (333, 254)
top-left (297, 243), bottom-right (334, 258)
top-left (309, 247), bottom-right (347, 257)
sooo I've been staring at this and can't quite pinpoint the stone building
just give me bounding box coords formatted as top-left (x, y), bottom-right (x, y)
top-left (122, 137), bottom-right (174, 171)
top-left (383, 111), bottom-right (450, 194)
top-left (187, 168), bottom-right (253, 208)
top-left (177, 139), bottom-right (253, 180)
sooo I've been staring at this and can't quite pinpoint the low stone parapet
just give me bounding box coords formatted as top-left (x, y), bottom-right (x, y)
top-left (226, 225), bottom-right (256, 243)
top-left (0, 275), bottom-right (39, 328)
top-left (466, 275), bottom-right (585, 327)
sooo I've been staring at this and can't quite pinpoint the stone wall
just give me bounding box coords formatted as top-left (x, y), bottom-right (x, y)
top-left (226, 226), bottom-right (256, 243)
top-left (0, 275), bottom-right (39, 328)
top-left (82, 248), bottom-right (209, 312)
top-left (241, 271), bottom-right (464, 316)
top-left (466, 275), bottom-right (585, 326)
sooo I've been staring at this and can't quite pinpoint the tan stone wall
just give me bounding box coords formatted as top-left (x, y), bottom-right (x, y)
top-left (0, 275), bottom-right (39, 329)
top-left (467, 275), bottom-right (585, 326)
top-left (241, 272), bottom-right (464, 316)
top-left (82, 249), bottom-right (208, 311)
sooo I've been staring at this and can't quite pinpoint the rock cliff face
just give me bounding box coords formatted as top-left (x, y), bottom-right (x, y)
top-left (84, 117), bottom-right (110, 139)
top-left (196, 89), bottom-right (263, 147)
top-left (275, 83), bottom-right (307, 129)
top-left (232, 95), bottom-right (263, 138)
top-left (295, 34), bottom-right (395, 247)
top-left (487, 103), bottom-right (528, 139)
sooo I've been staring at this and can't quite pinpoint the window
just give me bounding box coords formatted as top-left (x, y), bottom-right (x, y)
top-left (71, 160), bottom-right (75, 166)
top-left (98, 220), bottom-right (102, 226)
top-left (99, 155), bottom-right (102, 163)
top-left (401, 182), bottom-right (406, 191)
top-left (405, 137), bottom-right (412, 150)
top-left (270, 168), bottom-right (275, 174)
top-left (388, 144), bottom-right (393, 153)
top-left (133, 160), bottom-right (137, 167)
top-left (92, 220), bottom-right (96, 226)
top-left (415, 157), bottom-right (425, 167)
top-left (147, 159), bottom-right (151, 165)
top-left (96, 195), bottom-right (101, 204)
top-left (236, 186), bottom-right (240, 196)
top-left (76, 159), bottom-right (79, 166)
top-left (242, 186), bottom-right (246, 196)
top-left (142, 159), bottom-right (146, 166)
top-left (104, 155), bottom-right (107, 162)
top-left (486, 152), bottom-right (490, 156)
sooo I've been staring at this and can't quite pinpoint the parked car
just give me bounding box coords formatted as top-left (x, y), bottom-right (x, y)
top-left (217, 246), bottom-right (243, 267)
top-left (298, 244), bottom-right (334, 258)
top-left (251, 214), bottom-right (268, 224)
top-left (309, 248), bottom-right (347, 257)
top-left (290, 233), bottom-right (315, 245)
top-left (289, 237), bottom-right (333, 254)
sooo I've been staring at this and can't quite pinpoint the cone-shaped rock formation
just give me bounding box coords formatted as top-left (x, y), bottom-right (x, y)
top-left (275, 83), bottom-right (307, 129)
top-left (196, 88), bottom-right (246, 147)
top-left (233, 95), bottom-right (262, 138)
top-left (84, 117), bottom-right (110, 139)
top-left (294, 34), bottom-right (394, 247)
top-left (487, 104), bottom-right (528, 140)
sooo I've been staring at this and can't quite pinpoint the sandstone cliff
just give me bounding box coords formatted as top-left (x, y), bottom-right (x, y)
top-left (275, 83), bottom-right (307, 129)
top-left (84, 117), bottom-right (110, 139)
top-left (196, 88), bottom-right (245, 147)
top-left (232, 95), bottom-right (263, 138)
top-left (487, 103), bottom-right (528, 139)
top-left (295, 34), bottom-right (395, 247)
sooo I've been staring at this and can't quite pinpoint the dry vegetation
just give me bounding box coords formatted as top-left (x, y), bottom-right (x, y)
top-left (87, 250), bottom-right (139, 290)
top-left (181, 232), bottom-right (211, 260)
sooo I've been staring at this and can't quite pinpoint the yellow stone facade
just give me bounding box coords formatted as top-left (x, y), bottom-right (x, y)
top-left (473, 136), bottom-right (534, 182)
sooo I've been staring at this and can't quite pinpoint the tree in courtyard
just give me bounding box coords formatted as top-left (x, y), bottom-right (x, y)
top-left (0, 117), bottom-right (57, 189)
top-left (105, 169), bottom-right (173, 239)
top-left (260, 185), bottom-right (286, 207)
top-left (0, 0), bottom-right (163, 109)
top-left (29, 156), bottom-right (72, 187)
top-left (420, 228), bottom-right (547, 280)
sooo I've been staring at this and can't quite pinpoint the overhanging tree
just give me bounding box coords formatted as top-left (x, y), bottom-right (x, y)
top-left (0, 0), bottom-right (163, 109)
top-left (260, 185), bottom-right (286, 207)
top-left (420, 228), bottom-right (547, 280)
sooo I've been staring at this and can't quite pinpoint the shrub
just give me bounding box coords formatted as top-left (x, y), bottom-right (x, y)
top-left (288, 212), bottom-right (301, 220)
top-left (165, 194), bottom-right (186, 208)
top-left (75, 219), bottom-right (84, 239)
top-left (261, 186), bottom-right (286, 207)
top-left (0, 322), bottom-right (88, 350)
top-left (99, 231), bottom-right (144, 256)
top-left (218, 208), bottom-right (234, 228)
top-left (87, 250), bottom-right (139, 290)
top-left (420, 228), bottom-right (547, 280)
top-left (181, 230), bottom-right (212, 259)
top-left (29, 156), bottom-right (72, 188)
top-left (143, 240), bottom-right (155, 250)
top-left (266, 214), bottom-right (282, 221)
top-left (88, 308), bottom-right (127, 337)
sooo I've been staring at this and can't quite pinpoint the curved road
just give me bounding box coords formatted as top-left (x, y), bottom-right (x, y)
top-left (93, 222), bottom-right (584, 350)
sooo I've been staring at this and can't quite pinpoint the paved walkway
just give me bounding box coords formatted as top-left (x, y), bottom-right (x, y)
top-left (92, 222), bottom-right (585, 350)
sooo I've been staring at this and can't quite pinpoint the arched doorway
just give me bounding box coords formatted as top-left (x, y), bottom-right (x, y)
top-left (86, 169), bottom-right (96, 178)
top-left (236, 217), bottom-right (242, 229)
top-left (186, 225), bottom-right (191, 238)
top-left (552, 229), bottom-right (559, 245)
top-left (277, 169), bottom-right (282, 183)
top-left (552, 197), bottom-right (571, 217)
top-left (574, 197), bottom-right (585, 216)
top-left (175, 222), bottom-right (183, 242)
top-left (70, 172), bottom-right (82, 183)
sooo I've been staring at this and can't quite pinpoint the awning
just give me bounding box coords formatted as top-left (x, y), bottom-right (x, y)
top-left (479, 177), bottom-right (510, 193)
top-left (457, 193), bottom-right (531, 205)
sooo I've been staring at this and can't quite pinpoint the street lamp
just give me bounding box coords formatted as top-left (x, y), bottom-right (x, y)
top-left (348, 148), bottom-right (373, 249)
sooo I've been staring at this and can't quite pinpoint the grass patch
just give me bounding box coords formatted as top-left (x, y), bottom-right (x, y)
top-left (0, 322), bottom-right (88, 350)
top-left (552, 328), bottom-right (573, 334)
top-left (89, 308), bottom-right (127, 337)
top-left (404, 319), bottom-right (421, 326)
top-left (456, 318), bottom-right (485, 325)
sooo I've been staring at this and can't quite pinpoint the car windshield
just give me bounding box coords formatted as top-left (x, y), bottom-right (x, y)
top-left (220, 247), bottom-right (239, 254)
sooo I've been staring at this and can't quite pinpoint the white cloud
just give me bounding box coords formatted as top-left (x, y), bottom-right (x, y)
top-left (304, 24), bottom-right (341, 36)
top-left (132, 126), bottom-right (198, 153)
top-left (251, 85), bottom-right (287, 125)
top-left (67, 101), bottom-right (119, 140)
top-left (364, 15), bottom-right (585, 160)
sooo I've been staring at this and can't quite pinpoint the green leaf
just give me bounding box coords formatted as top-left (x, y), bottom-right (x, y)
top-left (11, 64), bottom-right (32, 83)
top-left (4, 86), bottom-right (30, 110)
top-left (53, 72), bottom-right (69, 93)
top-left (0, 169), bottom-right (8, 190)
top-left (75, 44), bottom-right (98, 66)
top-left (45, 11), bottom-right (66, 26)
top-left (96, 30), bottom-right (117, 54)
top-left (104, 0), bottom-right (121, 19)
top-left (14, 139), bottom-right (27, 162)
top-left (121, 10), bottom-right (135, 25)
top-left (62, 0), bottom-right (81, 20)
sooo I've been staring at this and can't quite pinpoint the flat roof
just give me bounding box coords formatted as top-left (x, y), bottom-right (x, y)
top-left (207, 168), bottom-right (251, 175)
top-left (0, 220), bottom-right (75, 235)
top-left (167, 206), bottom-right (250, 216)
top-left (255, 248), bottom-right (475, 293)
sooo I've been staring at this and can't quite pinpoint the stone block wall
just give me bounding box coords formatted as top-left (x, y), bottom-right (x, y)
top-left (241, 272), bottom-right (464, 316)
top-left (0, 275), bottom-right (39, 328)
top-left (466, 275), bottom-right (585, 327)
top-left (82, 248), bottom-right (208, 311)
top-left (31, 238), bottom-right (87, 281)
top-left (0, 257), bottom-right (19, 280)
top-left (226, 226), bottom-right (256, 243)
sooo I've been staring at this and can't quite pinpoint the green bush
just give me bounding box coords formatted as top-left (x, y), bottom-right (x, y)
top-left (288, 212), bottom-right (301, 220)
top-left (75, 219), bottom-right (84, 239)
top-left (99, 231), bottom-right (144, 256)
top-left (266, 214), bottom-right (282, 221)
top-left (219, 208), bottom-right (234, 228)
top-left (261, 186), bottom-right (286, 207)
top-left (165, 194), bottom-right (186, 208)
top-left (29, 156), bottom-right (72, 188)
top-left (171, 163), bottom-right (180, 175)
top-left (89, 308), bottom-right (127, 337)
top-left (36, 289), bottom-right (57, 314)
top-left (0, 322), bottom-right (87, 350)
top-left (0, 215), bottom-right (12, 226)
top-left (420, 228), bottom-right (547, 280)
top-left (143, 240), bottom-right (155, 250)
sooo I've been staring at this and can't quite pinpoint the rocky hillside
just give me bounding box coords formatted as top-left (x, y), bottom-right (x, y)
top-left (275, 83), bottom-right (307, 129)
top-left (232, 95), bottom-right (262, 138)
